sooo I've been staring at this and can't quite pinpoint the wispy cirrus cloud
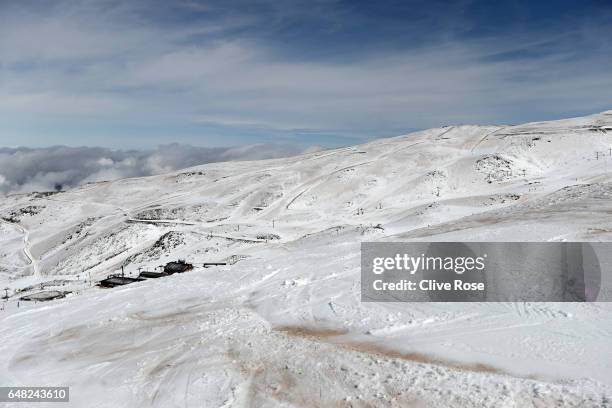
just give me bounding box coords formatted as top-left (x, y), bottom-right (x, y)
top-left (0, 0), bottom-right (611, 149)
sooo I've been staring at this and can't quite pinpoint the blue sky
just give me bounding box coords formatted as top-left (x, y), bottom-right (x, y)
top-left (1, 0), bottom-right (611, 149)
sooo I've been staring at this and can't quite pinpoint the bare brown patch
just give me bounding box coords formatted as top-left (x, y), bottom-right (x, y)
top-left (276, 325), bottom-right (503, 376)
top-left (275, 325), bottom-right (348, 339)
top-left (53, 326), bottom-right (85, 342)
top-left (344, 341), bottom-right (502, 375)
top-left (12, 353), bottom-right (35, 364)
top-left (587, 227), bottom-right (612, 235)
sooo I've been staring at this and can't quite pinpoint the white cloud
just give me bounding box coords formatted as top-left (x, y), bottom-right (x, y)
top-left (0, 143), bottom-right (320, 195)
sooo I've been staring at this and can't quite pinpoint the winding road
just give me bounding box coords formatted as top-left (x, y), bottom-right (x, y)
top-left (0, 219), bottom-right (40, 278)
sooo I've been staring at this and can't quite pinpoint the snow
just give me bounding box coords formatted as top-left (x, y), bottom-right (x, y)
top-left (1, 111), bottom-right (612, 407)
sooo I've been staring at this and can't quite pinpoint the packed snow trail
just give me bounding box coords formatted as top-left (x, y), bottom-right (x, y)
top-left (0, 218), bottom-right (40, 278)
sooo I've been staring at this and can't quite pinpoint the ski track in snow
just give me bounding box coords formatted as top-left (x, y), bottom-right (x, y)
top-left (0, 218), bottom-right (40, 278)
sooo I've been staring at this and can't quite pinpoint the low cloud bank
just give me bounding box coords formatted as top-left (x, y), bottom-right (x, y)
top-left (0, 143), bottom-right (322, 195)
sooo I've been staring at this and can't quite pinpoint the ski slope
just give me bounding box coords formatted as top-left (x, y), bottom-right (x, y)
top-left (1, 111), bottom-right (612, 407)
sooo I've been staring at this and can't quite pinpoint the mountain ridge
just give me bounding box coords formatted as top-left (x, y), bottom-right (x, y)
top-left (1, 111), bottom-right (612, 406)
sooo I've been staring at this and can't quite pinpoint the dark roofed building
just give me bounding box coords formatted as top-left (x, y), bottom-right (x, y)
top-left (164, 260), bottom-right (193, 274)
top-left (98, 275), bottom-right (145, 288)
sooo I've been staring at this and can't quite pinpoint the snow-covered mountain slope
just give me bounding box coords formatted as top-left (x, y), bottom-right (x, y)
top-left (1, 111), bottom-right (612, 407)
